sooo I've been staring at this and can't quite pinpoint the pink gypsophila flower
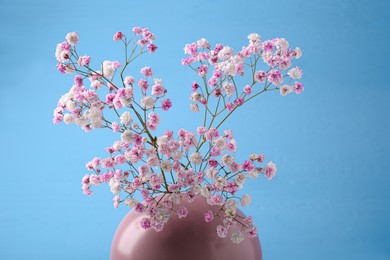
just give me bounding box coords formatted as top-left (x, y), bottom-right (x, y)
top-left (254, 71), bottom-right (267, 83)
top-left (264, 161), bottom-right (277, 180)
top-left (204, 210), bottom-right (214, 223)
top-left (161, 99), bottom-right (172, 111)
top-left (151, 83), bottom-right (166, 97)
top-left (78, 56), bottom-right (91, 67)
top-left (113, 32), bottom-right (123, 41)
top-left (140, 218), bottom-right (151, 229)
top-left (138, 79), bottom-right (149, 92)
top-left (141, 67), bottom-right (153, 78)
top-left (268, 69), bottom-right (283, 86)
top-left (132, 26), bottom-right (142, 35)
top-left (292, 82), bottom-right (304, 94)
top-left (177, 206), bottom-right (188, 219)
top-left (148, 44), bottom-right (158, 53)
top-left (244, 85), bottom-right (252, 95)
top-left (198, 65), bottom-right (209, 77)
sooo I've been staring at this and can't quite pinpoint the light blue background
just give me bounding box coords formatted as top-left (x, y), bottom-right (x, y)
top-left (1, 0), bottom-right (389, 259)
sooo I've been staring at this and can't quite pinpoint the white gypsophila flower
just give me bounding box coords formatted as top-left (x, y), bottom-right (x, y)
top-left (192, 184), bottom-right (202, 195)
top-left (58, 93), bottom-right (70, 107)
top-left (232, 55), bottom-right (244, 64)
top-left (262, 51), bottom-right (272, 62)
top-left (225, 199), bottom-right (238, 211)
top-left (217, 225), bottom-right (228, 238)
top-left (234, 173), bottom-right (247, 188)
top-left (109, 178), bottom-right (121, 195)
top-left (55, 44), bottom-right (63, 62)
top-left (247, 33), bottom-right (261, 45)
top-left (287, 67), bottom-right (303, 79)
top-left (276, 38), bottom-right (289, 50)
top-left (87, 108), bottom-right (102, 128)
top-left (120, 111), bottom-right (132, 126)
top-left (197, 38), bottom-right (210, 49)
top-left (219, 61), bottom-right (237, 77)
top-left (155, 208), bottom-right (170, 224)
top-left (213, 137), bottom-right (227, 149)
top-left (141, 96), bottom-right (155, 109)
top-left (113, 141), bottom-right (122, 151)
top-left (63, 114), bottom-right (74, 125)
top-left (189, 152), bottom-right (203, 165)
top-left (66, 32), bottom-right (79, 46)
top-left (249, 153), bottom-right (259, 161)
top-left (75, 116), bottom-right (88, 127)
top-left (153, 78), bottom-right (163, 85)
top-left (65, 64), bottom-right (75, 74)
top-left (66, 100), bottom-right (76, 111)
top-left (190, 92), bottom-right (201, 102)
top-left (200, 186), bottom-right (211, 198)
top-left (160, 160), bottom-right (172, 172)
top-left (213, 176), bottom-right (227, 190)
top-left (294, 47), bottom-right (302, 59)
top-left (206, 168), bottom-right (217, 179)
top-left (53, 107), bottom-right (62, 116)
top-left (123, 76), bottom-right (134, 86)
top-left (231, 230), bottom-right (244, 244)
top-left (91, 80), bottom-right (102, 89)
top-left (102, 61), bottom-right (115, 78)
top-left (248, 169), bottom-right (259, 179)
top-left (55, 44), bottom-right (69, 62)
top-left (225, 208), bottom-right (236, 217)
top-left (218, 46), bottom-right (234, 60)
top-left (240, 194), bottom-right (252, 207)
top-left (124, 198), bottom-right (138, 208)
top-left (169, 193), bottom-right (181, 205)
top-left (190, 103), bottom-right (199, 112)
top-left (121, 130), bottom-right (134, 144)
top-left (172, 150), bottom-right (183, 161)
top-left (222, 82), bottom-right (235, 97)
top-left (221, 154), bottom-right (234, 166)
top-left (157, 135), bottom-right (169, 146)
top-left (280, 85), bottom-right (293, 96)
top-left (120, 96), bottom-right (132, 107)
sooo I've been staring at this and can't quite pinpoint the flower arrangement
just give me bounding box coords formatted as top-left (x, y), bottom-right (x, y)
top-left (53, 26), bottom-right (304, 244)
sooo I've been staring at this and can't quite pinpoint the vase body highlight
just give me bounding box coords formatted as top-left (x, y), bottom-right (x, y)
top-left (110, 196), bottom-right (262, 260)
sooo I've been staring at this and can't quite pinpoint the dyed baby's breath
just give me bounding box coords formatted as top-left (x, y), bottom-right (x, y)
top-left (53, 26), bottom-right (304, 244)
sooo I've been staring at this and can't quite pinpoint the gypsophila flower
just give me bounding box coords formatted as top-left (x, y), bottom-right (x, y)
top-left (292, 82), bottom-right (304, 94)
top-left (113, 32), bottom-right (123, 41)
top-left (141, 96), bottom-right (155, 109)
top-left (141, 67), bottom-right (153, 78)
top-left (264, 161), bottom-right (277, 180)
top-left (54, 27), bottom-right (304, 244)
top-left (280, 85), bottom-right (293, 96)
top-left (66, 32), bottom-right (79, 46)
top-left (231, 230), bottom-right (244, 244)
top-left (287, 66), bottom-right (303, 79)
top-left (120, 111), bottom-right (132, 126)
top-left (123, 76), bottom-right (134, 86)
top-left (240, 194), bottom-right (252, 207)
top-left (189, 152), bottom-right (203, 165)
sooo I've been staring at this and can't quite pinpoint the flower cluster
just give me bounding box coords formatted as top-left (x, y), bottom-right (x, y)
top-left (182, 34), bottom-right (304, 118)
top-left (53, 26), bottom-right (304, 244)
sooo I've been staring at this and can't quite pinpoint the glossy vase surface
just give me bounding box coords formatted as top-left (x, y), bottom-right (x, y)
top-left (111, 196), bottom-right (262, 260)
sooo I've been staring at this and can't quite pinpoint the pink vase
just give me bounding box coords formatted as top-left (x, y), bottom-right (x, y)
top-left (110, 196), bottom-right (262, 260)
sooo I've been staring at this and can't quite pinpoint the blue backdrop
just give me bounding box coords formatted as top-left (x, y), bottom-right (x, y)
top-left (1, 0), bottom-right (389, 259)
